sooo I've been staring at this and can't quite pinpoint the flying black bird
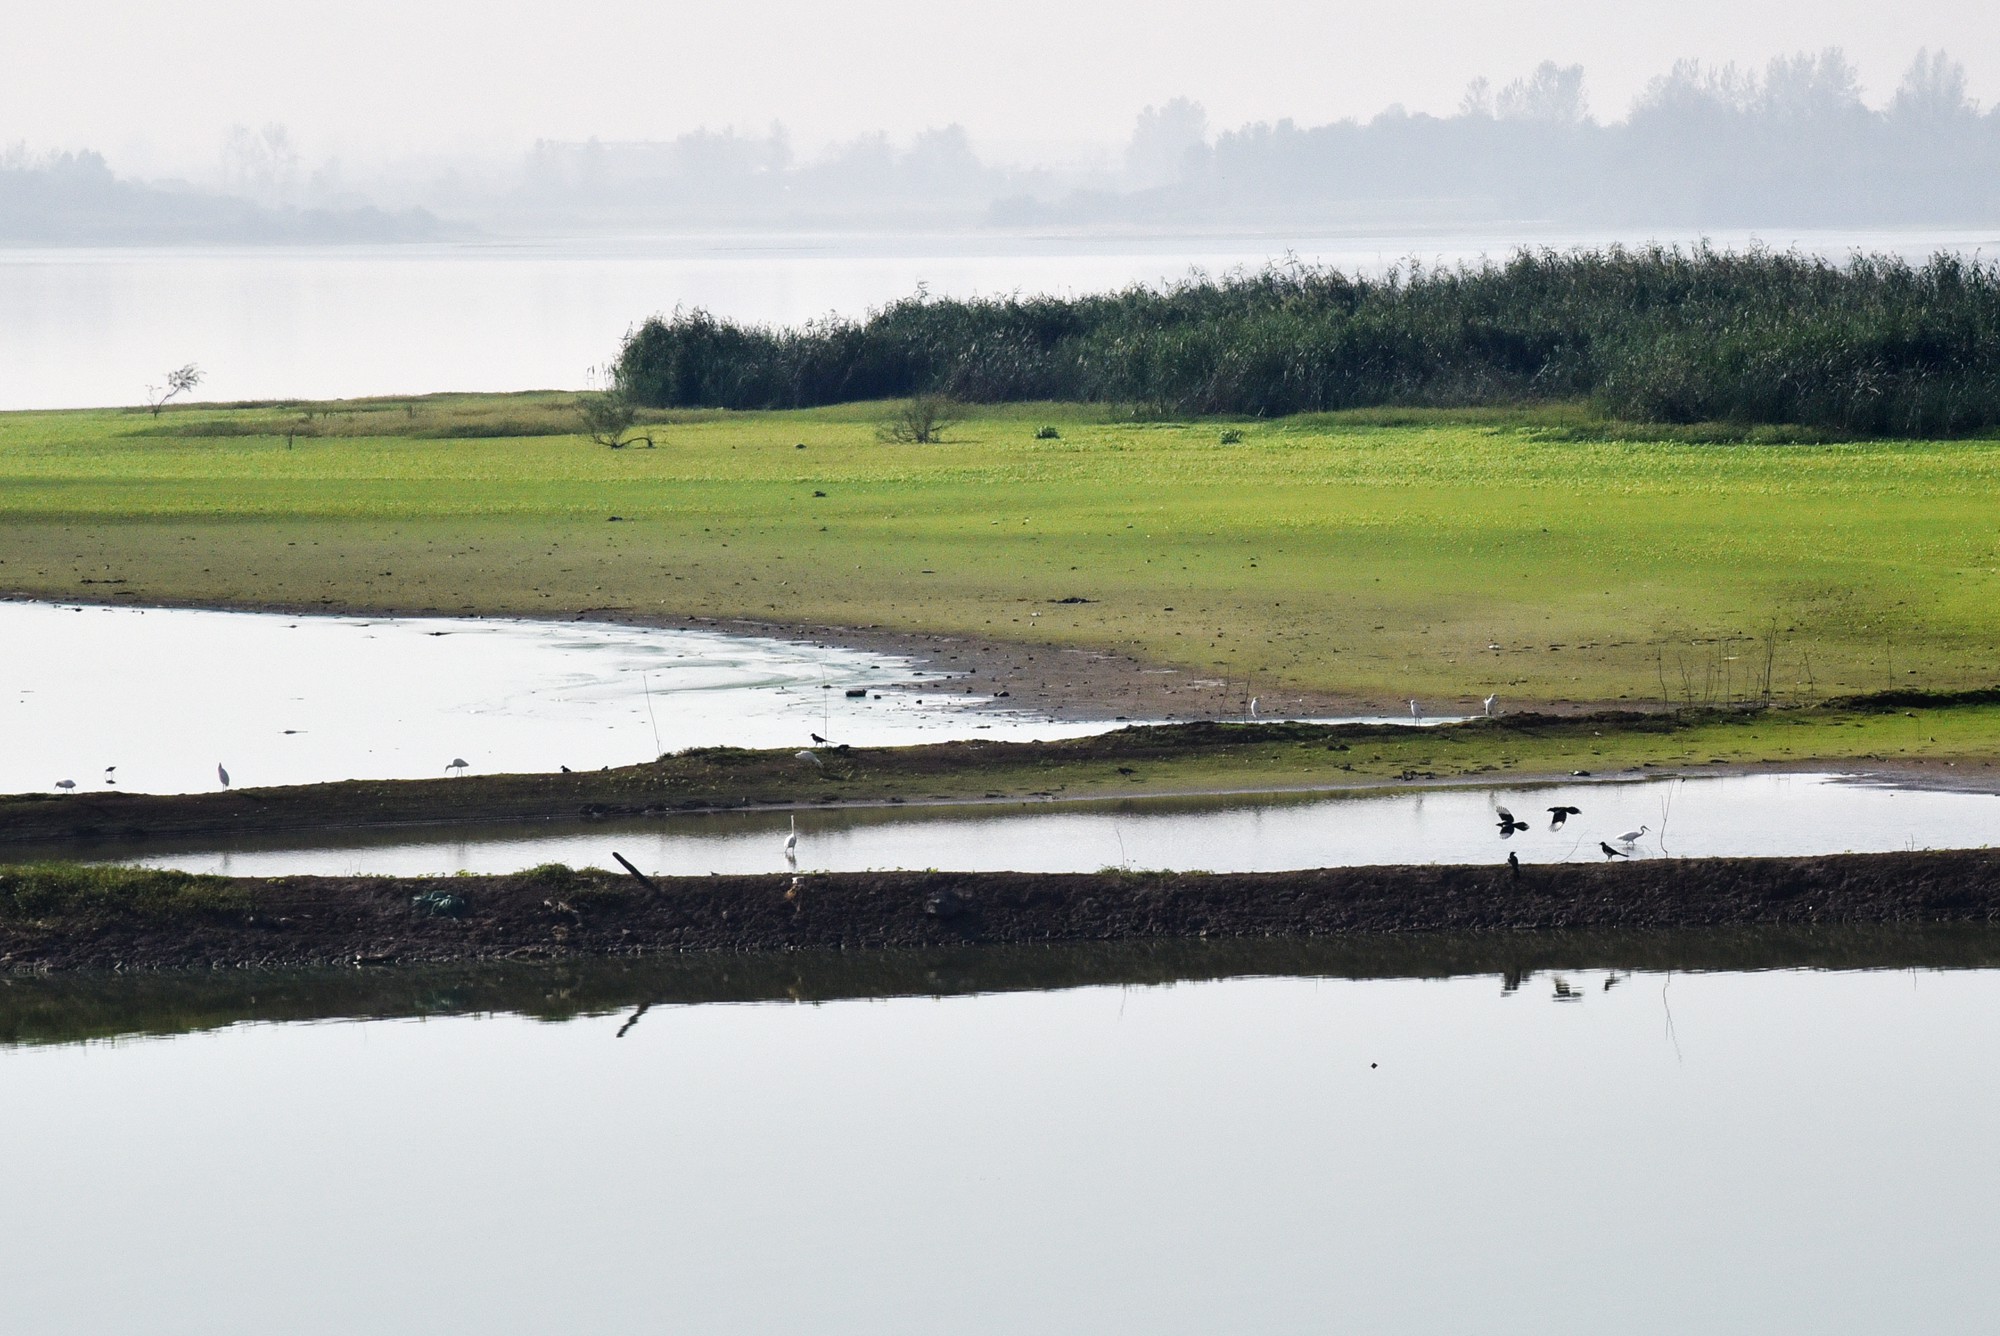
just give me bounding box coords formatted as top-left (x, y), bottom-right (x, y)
top-left (1600, 841), bottom-right (1628, 859)
top-left (1495, 806), bottom-right (1529, 835)
top-left (1548, 805), bottom-right (1581, 828)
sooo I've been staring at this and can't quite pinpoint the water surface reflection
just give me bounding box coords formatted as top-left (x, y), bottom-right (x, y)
top-left (3, 938), bottom-right (1996, 1335)
top-left (77, 771), bottom-right (2000, 878)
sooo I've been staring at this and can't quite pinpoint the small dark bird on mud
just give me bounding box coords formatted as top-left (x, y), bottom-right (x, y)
top-left (1496, 806), bottom-right (1529, 835)
top-left (1548, 805), bottom-right (1581, 828)
top-left (1600, 841), bottom-right (1628, 859)
top-left (1507, 851), bottom-right (1520, 878)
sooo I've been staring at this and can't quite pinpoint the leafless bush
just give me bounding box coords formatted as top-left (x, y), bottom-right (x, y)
top-left (878, 395), bottom-right (959, 444)
top-left (146, 363), bottom-right (203, 416)
top-left (575, 389), bottom-right (653, 449)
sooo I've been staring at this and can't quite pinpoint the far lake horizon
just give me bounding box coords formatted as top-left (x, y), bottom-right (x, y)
top-left (5, 226), bottom-right (1998, 412)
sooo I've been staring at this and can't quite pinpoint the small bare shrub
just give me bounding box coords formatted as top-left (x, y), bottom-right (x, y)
top-left (878, 395), bottom-right (960, 444)
top-left (575, 390), bottom-right (653, 449)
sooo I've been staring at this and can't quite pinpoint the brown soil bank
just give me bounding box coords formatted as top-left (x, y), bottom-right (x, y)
top-left (5, 848), bottom-right (1999, 974)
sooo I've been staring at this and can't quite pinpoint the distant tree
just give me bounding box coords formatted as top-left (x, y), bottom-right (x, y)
top-left (1892, 49), bottom-right (1976, 123)
top-left (221, 123), bottom-right (300, 206)
top-left (1125, 98), bottom-right (1209, 186)
top-left (1759, 49), bottom-right (1863, 120)
top-left (145, 363), bottom-right (202, 416)
top-left (905, 124), bottom-right (983, 190)
top-left (575, 365), bottom-right (654, 448)
top-left (575, 389), bottom-right (653, 448)
top-left (1496, 62), bottom-right (1590, 125)
top-left (1631, 59), bottom-right (1758, 119)
top-left (878, 395), bottom-right (959, 444)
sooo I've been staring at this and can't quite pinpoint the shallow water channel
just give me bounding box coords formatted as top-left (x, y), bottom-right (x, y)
top-left (3, 933), bottom-right (1997, 1334)
top-left (2, 600), bottom-right (1448, 797)
top-left (83, 770), bottom-right (2000, 879)
top-left (0, 600), bottom-right (1107, 795)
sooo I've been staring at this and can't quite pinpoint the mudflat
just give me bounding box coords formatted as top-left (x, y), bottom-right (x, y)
top-left (5, 849), bottom-right (1999, 974)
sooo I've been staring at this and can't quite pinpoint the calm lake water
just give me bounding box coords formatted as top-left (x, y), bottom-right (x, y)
top-left (74, 771), bottom-right (2000, 878)
top-left (5, 228), bottom-right (1997, 410)
top-left (3, 938), bottom-right (1996, 1335)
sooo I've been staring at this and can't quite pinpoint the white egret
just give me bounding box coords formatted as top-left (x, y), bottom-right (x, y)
top-left (784, 816), bottom-right (798, 862)
top-left (1617, 825), bottom-right (1649, 844)
top-left (1483, 694), bottom-right (1497, 716)
top-left (1408, 699), bottom-right (1423, 722)
top-left (795, 750), bottom-right (822, 767)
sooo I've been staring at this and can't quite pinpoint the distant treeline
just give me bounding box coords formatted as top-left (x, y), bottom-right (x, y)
top-left (510, 50), bottom-right (2000, 231)
top-left (1014, 50), bottom-right (2000, 228)
top-left (0, 148), bottom-right (443, 246)
top-left (616, 247), bottom-right (2000, 435)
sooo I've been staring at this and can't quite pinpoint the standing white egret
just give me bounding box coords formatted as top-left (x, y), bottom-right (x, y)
top-left (1617, 825), bottom-right (1649, 844)
top-left (784, 815), bottom-right (798, 867)
top-left (1249, 696), bottom-right (1260, 719)
top-left (1408, 699), bottom-right (1423, 723)
top-left (217, 764), bottom-right (230, 789)
top-left (1483, 694), bottom-right (1498, 716)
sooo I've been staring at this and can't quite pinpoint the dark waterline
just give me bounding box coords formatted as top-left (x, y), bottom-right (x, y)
top-left (10, 923), bottom-right (2000, 1050)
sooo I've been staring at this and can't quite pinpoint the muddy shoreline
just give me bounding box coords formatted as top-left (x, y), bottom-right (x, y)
top-left (7, 592), bottom-right (1634, 722)
top-left (6, 849), bottom-right (1998, 975)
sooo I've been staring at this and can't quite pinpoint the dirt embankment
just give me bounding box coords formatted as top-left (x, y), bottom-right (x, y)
top-left (0, 714), bottom-right (1695, 850)
top-left (5, 848), bottom-right (1999, 974)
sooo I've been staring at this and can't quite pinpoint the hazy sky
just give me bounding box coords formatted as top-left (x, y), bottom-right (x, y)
top-left (8, 0), bottom-right (1999, 172)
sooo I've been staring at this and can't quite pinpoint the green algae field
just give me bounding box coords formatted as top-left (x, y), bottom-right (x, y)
top-left (3, 394), bottom-right (1997, 717)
